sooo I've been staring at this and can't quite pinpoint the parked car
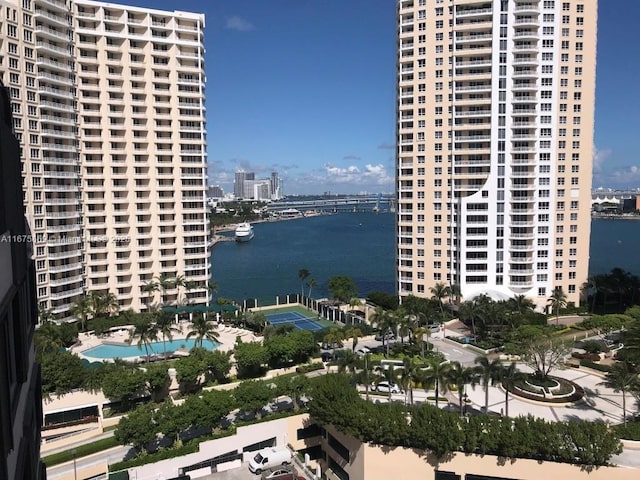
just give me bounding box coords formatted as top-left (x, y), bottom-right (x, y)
top-left (321, 341), bottom-right (343, 350)
top-left (374, 331), bottom-right (395, 341)
top-left (373, 381), bottom-right (402, 394)
top-left (355, 346), bottom-right (371, 356)
top-left (428, 324), bottom-right (441, 333)
top-left (248, 447), bottom-right (293, 474)
top-left (261, 464), bottom-right (297, 479)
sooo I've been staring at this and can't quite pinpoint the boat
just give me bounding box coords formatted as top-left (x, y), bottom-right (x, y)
top-left (235, 222), bottom-right (254, 242)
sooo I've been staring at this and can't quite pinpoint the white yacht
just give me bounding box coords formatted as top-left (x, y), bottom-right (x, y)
top-left (235, 222), bottom-right (254, 242)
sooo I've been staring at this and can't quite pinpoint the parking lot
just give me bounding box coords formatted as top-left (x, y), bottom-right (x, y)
top-left (200, 463), bottom-right (257, 480)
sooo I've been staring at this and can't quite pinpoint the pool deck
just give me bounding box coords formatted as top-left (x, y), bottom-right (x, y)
top-left (71, 322), bottom-right (260, 362)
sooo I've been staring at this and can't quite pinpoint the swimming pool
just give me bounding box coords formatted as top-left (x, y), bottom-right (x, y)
top-left (82, 338), bottom-right (219, 360)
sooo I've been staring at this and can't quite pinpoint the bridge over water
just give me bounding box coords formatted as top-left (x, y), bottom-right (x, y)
top-left (266, 194), bottom-right (395, 213)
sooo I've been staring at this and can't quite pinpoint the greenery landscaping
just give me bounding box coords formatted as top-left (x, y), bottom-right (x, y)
top-left (42, 436), bottom-right (120, 467)
top-left (310, 374), bottom-right (622, 466)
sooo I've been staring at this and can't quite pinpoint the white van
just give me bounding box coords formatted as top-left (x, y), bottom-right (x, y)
top-left (247, 447), bottom-right (292, 474)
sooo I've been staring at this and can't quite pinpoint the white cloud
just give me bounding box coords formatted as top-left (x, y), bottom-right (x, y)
top-left (225, 16), bottom-right (254, 32)
top-left (592, 146), bottom-right (612, 174)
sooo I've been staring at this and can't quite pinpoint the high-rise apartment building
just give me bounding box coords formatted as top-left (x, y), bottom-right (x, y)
top-left (396, 0), bottom-right (597, 307)
top-left (0, 82), bottom-right (45, 480)
top-left (0, 0), bottom-right (210, 319)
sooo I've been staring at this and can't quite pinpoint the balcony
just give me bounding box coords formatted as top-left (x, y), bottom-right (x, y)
top-left (35, 9), bottom-right (70, 27)
top-left (35, 26), bottom-right (70, 42)
top-left (49, 287), bottom-right (84, 299)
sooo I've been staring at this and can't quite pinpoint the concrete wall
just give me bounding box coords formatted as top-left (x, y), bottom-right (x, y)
top-left (128, 414), bottom-right (312, 480)
top-left (322, 426), bottom-right (640, 480)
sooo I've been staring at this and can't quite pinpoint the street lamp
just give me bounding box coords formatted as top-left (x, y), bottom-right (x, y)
top-left (72, 449), bottom-right (77, 480)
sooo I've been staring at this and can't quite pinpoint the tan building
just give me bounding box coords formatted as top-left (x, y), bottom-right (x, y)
top-left (396, 0), bottom-right (597, 307)
top-left (0, 0), bottom-right (210, 320)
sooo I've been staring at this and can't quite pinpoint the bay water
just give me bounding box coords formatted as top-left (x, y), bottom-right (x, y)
top-left (211, 214), bottom-right (640, 304)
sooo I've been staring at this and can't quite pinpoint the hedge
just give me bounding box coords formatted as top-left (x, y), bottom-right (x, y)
top-left (579, 359), bottom-right (612, 372)
top-left (613, 419), bottom-right (640, 441)
top-left (42, 436), bottom-right (120, 466)
top-left (296, 362), bottom-right (325, 374)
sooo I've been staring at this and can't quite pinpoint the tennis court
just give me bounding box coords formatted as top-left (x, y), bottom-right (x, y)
top-left (266, 311), bottom-right (325, 332)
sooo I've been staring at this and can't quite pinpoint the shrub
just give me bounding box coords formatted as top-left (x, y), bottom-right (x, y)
top-left (579, 359), bottom-right (612, 372)
top-left (296, 362), bottom-right (324, 374)
top-left (43, 437), bottom-right (120, 466)
top-left (571, 352), bottom-right (601, 361)
top-left (614, 418), bottom-right (640, 440)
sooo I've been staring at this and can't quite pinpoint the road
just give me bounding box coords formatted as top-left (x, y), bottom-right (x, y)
top-left (47, 445), bottom-right (133, 479)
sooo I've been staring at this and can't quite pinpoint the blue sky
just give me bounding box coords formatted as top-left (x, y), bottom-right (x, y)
top-left (109, 0), bottom-right (638, 194)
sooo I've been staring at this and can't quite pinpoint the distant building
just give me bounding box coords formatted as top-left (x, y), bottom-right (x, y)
top-left (591, 190), bottom-right (639, 213)
top-left (208, 185), bottom-right (224, 199)
top-left (0, 82), bottom-right (45, 480)
top-left (234, 171), bottom-right (254, 199)
top-left (234, 170), bottom-right (282, 200)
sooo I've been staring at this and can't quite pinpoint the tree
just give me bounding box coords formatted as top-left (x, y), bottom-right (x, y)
top-left (155, 273), bottom-right (175, 304)
top-left (114, 403), bottom-right (158, 452)
top-left (548, 286), bottom-right (568, 325)
top-left (399, 356), bottom-right (421, 405)
top-left (39, 349), bottom-right (86, 395)
top-left (306, 277), bottom-right (318, 299)
top-left (344, 327), bottom-right (363, 352)
top-left (458, 300), bottom-right (479, 337)
top-left (233, 380), bottom-right (274, 420)
top-left (598, 363), bottom-right (639, 426)
top-left (90, 291), bottom-right (119, 318)
top-left (276, 375), bottom-right (310, 411)
top-left (174, 354), bottom-right (205, 394)
top-left (447, 362), bottom-right (478, 416)
top-left (154, 310), bottom-right (180, 359)
top-left (327, 276), bottom-right (358, 304)
top-left (143, 363), bottom-right (170, 402)
top-left (429, 282), bottom-right (450, 323)
top-left (186, 313), bottom-right (219, 348)
top-left (234, 341), bottom-right (269, 378)
top-left (509, 294), bottom-right (536, 315)
top-left (192, 348), bottom-right (232, 384)
top-left (128, 317), bottom-right (158, 363)
top-left (367, 291), bottom-right (399, 311)
top-left (70, 294), bottom-right (93, 332)
top-left (499, 362), bottom-right (527, 417)
top-left (38, 305), bottom-right (55, 325)
top-left (370, 306), bottom-right (397, 355)
top-left (336, 349), bottom-right (359, 374)
top-left (141, 280), bottom-right (159, 309)
top-left (474, 357), bottom-right (503, 413)
top-left (374, 364), bottom-right (401, 402)
top-left (298, 268), bottom-right (310, 299)
top-left (355, 353), bottom-right (376, 401)
top-left (101, 367), bottom-right (147, 410)
top-left (34, 321), bottom-right (63, 355)
top-left (520, 334), bottom-right (571, 380)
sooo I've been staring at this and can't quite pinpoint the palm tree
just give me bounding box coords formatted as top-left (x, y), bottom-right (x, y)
top-left (155, 273), bottom-right (174, 304)
top-left (412, 325), bottom-right (430, 357)
top-left (447, 361), bottom-right (478, 416)
top-left (344, 327), bottom-right (362, 352)
top-left (509, 294), bottom-right (535, 315)
top-left (128, 318), bottom-right (158, 362)
top-left (155, 310), bottom-right (180, 359)
top-left (298, 268), bottom-right (310, 300)
top-left (598, 363), bottom-right (640, 426)
top-left (306, 277), bottom-right (317, 299)
top-left (34, 320), bottom-right (62, 354)
top-left (183, 280), bottom-right (199, 304)
top-left (70, 294), bottom-right (93, 332)
top-left (420, 359), bottom-right (451, 408)
top-left (430, 282), bottom-right (451, 324)
top-left (173, 275), bottom-right (186, 303)
top-left (371, 307), bottom-right (397, 355)
top-left (474, 357), bottom-right (503, 413)
top-left (355, 353), bottom-right (375, 401)
top-left (499, 362), bottom-right (526, 417)
top-left (449, 284), bottom-right (462, 305)
top-left (141, 280), bottom-right (159, 309)
top-left (89, 291), bottom-right (119, 319)
top-left (399, 356), bottom-right (421, 405)
top-left (458, 300), bottom-right (479, 337)
top-left (548, 286), bottom-right (568, 325)
top-left (207, 280), bottom-right (218, 304)
top-left (375, 364), bottom-right (401, 402)
top-left (337, 349), bottom-right (359, 374)
top-left (38, 305), bottom-right (55, 325)
top-left (186, 313), bottom-right (219, 348)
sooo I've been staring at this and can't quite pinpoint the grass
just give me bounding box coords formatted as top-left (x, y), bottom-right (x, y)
top-left (42, 436), bottom-right (120, 467)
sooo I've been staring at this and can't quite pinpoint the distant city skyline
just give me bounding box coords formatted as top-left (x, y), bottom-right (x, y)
top-left (106, 0), bottom-right (640, 194)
